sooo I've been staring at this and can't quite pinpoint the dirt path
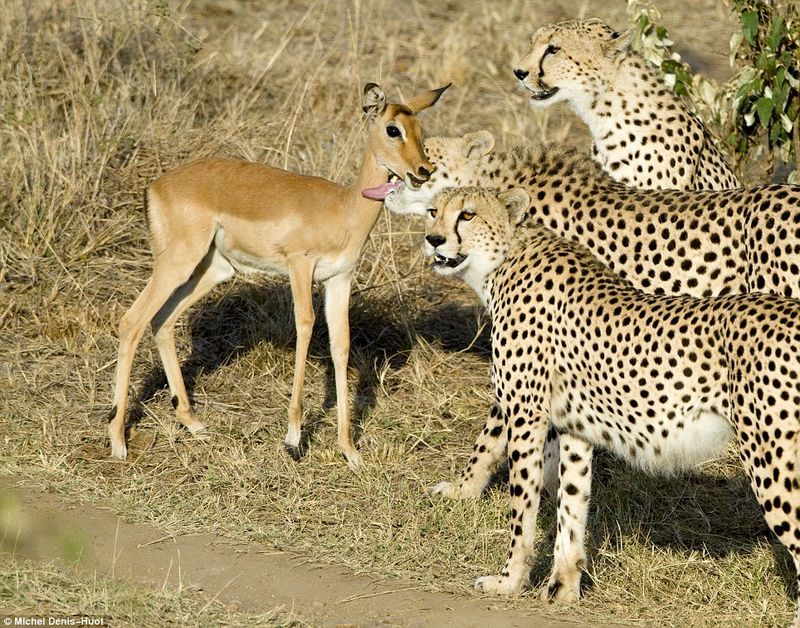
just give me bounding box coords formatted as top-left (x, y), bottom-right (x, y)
top-left (2, 480), bottom-right (582, 627)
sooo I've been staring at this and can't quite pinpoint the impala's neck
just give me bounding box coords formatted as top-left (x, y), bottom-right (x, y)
top-left (343, 146), bottom-right (387, 235)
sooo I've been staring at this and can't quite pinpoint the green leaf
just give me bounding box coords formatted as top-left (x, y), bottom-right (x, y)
top-left (741, 10), bottom-right (759, 45)
top-left (772, 84), bottom-right (787, 111)
top-left (775, 66), bottom-right (786, 88)
top-left (755, 50), bottom-right (775, 73)
top-left (661, 59), bottom-right (681, 73)
top-left (756, 96), bottom-right (774, 126)
top-left (734, 80), bottom-right (755, 102)
top-left (676, 65), bottom-right (692, 85)
top-left (766, 16), bottom-right (785, 50)
top-left (769, 122), bottom-right (785, 145)
top-left (779, 51), bottom-right (795, 67)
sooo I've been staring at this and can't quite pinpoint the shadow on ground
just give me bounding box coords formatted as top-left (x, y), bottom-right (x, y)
top-left (124, 279), bottom-right (795, 600)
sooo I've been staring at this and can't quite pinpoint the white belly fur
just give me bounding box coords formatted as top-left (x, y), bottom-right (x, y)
top-left (551, 387), bottom-right (733, 476)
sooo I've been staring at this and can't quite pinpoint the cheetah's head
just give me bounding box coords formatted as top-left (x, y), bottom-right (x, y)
top-left (384, 130), bottom-right (495, 215)
top-left (513, 18), bottom-right (631, 110)
top-left (424, 187), bottom-right (529, 300)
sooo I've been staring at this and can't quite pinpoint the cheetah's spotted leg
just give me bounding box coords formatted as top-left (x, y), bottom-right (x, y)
top-left (474, 411), bottom-right (550, 595)
top-left (431, 404), bottom-right (561, 500)
top-left (542, 434), bottom-right (593, 603)
top-left (431, 402), bottom-right (508, 499)
top-left (728, 368), bottom-right (800, 627)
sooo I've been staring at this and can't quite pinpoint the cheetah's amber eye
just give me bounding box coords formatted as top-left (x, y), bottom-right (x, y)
top-left (460, 210), bottom-right (476, 221)
top-left (544, 44), bottom-right (560, 57)
top-left (427, 207), bottom-right (438, 218)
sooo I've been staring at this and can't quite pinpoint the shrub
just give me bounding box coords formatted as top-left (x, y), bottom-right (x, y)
top-left (628, 0), bottom-right (799, 183)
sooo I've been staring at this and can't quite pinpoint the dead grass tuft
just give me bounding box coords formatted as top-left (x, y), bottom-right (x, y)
top-left (1, 0), bottom-right (792, 625)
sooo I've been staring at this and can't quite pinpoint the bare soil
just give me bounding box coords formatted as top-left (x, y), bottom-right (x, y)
top-left (1, 478), bottom-right (579, 627)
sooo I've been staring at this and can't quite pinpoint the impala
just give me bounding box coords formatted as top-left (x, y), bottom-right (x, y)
top-left (108, 82), bottom-right (449, 469)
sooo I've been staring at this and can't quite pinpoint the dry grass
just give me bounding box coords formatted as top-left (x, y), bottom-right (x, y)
top-left (0, 557), bottom-right (297, 626)
top-left (0, 0), bottom-right (794, 625)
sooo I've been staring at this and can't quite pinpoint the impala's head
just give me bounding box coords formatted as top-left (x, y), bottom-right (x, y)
top-left (384, 130), bottom-right (496, 215)
top-left (424, 186), bottom-right (529, 296)
top-left (513, 19), bottom-right (630, 108)
top-left (360, 82), bottom-right (450, 201)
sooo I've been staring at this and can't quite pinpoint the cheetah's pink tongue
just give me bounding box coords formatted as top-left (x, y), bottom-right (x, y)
top-left (361, 179), bottom-right (403, 201)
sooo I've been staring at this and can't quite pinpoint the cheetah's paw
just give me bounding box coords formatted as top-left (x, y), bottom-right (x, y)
top-left (430, 480), bottom-right (482, 500)
top-left (474, 574), bottom-right (523, 596)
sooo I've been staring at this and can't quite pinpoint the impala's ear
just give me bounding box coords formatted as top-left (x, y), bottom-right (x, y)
top-left (406, 83), bottom-right (451, 113)
top-left (362, 83), bottom-right (387, 117)
top-left (462, 130), bottom-right (495, 159)
top-left (498, 187), bottom-right (530, 226)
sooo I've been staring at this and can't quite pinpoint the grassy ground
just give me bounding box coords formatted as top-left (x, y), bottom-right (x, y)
top-left (0, 558), bottom-right (296, 626)
top-left (1, 0), bottom-right (795, 625)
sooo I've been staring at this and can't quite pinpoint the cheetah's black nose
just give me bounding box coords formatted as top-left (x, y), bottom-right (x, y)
top-left (426, 234), bottom-right (446, 248)
top-left (514, 68), bottom-right (529, 81)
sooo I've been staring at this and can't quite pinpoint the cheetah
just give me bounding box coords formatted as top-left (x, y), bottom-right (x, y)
top-left (424, 186), bottom-right (800, 624)
top-left (386, 130), bottom-right (800, 503)
top-left (512, 18), bottom-right (739, 190)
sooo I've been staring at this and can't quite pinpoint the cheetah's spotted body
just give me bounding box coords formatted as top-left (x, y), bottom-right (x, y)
top-left (513, 18), bottom-right (739, 190)
top-left (386, 130), bottom-right (800, 512)
top-left (425, 187), bottom-right (800, 623)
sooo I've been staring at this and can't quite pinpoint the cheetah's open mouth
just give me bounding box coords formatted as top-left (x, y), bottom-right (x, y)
top-left (528, 84), bottom-right (559, 101)
top-left (432, 252), bottom-right (468, 270)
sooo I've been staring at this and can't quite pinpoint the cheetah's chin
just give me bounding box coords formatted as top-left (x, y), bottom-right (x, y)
top-left (432, 252), bottom-right (468, 273)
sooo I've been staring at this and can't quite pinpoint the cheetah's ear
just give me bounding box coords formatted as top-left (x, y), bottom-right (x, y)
top-left (462, 130), bottom-right (495, 160)
top-left (604, 29), bottom-right (631, 58)
top-left (498, 187), bottom-right (529, 226)
top-left (362, 83), bottom-right (387, 118)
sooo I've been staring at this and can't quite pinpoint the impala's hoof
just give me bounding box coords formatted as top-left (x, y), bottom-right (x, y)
top-left (110, 442), bottom-right (127, 461)
top-left (344, 449), bottom-right (362, 471)
top-left (285, 443), bottom-right (303, 461)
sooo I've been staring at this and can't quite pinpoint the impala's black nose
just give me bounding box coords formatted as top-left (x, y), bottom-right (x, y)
top-left (426, 234), bottom-right (446, 248)
top-left (417, 165), bottom-right (431, 180)
top-left (514, 68), bottom-right (529, 81)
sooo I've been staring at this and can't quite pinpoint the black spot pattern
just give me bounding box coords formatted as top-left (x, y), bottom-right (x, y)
top-left (514, 19), bottom-right (739, 190)
top-left (428, 189), bottom-right (800, 620)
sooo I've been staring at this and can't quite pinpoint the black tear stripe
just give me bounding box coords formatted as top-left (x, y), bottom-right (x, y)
top-left (455, 219), bottom-right (463, 245)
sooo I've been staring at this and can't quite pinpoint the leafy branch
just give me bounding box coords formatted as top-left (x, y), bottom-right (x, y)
top-left (627, 0), bottom-right (799, 183)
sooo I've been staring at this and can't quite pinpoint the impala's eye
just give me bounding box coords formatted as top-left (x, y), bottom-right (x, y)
top-left (460, 210), bottom-right (476, 221)
top-left (544, 44), bottom-right (560, 57)
top-left (386, 125), bottom-right (402, 138)
top-left (427, 207), bottom-right (438, 218)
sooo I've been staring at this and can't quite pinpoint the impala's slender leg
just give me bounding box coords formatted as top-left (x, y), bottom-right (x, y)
top-left (323, 272), bottom-right (359, 468)
top-left (284, 259), bottom-right (316, 455)
top-left (150, 247), bottom-right (235, 436)
top-left (109, 252), bottom-right (206, 460)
